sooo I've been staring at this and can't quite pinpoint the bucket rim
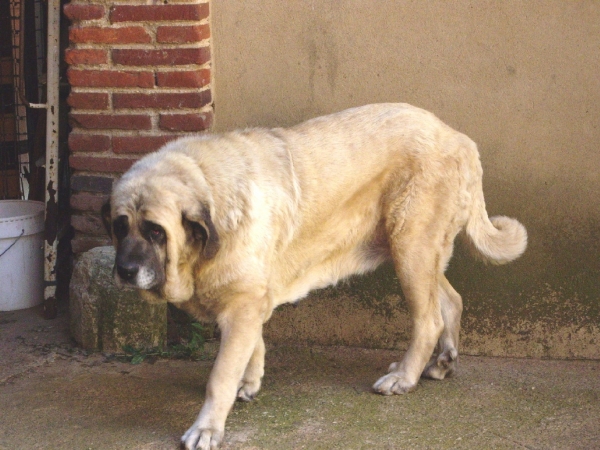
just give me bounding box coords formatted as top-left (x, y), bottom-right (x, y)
top-left (0, 200), bottom-right (45, 221)
top-left (0, 201), bottom-right (46, 238)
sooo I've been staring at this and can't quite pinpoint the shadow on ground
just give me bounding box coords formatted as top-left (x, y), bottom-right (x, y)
top-left (1, 306), bottom-right (598, 449)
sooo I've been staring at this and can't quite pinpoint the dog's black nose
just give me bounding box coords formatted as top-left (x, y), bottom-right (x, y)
top-left (116, 262), bottom-right (139, 281)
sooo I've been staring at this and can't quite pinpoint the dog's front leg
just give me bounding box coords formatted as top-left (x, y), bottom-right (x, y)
top-left (182, 299), bottom-right (265, 450)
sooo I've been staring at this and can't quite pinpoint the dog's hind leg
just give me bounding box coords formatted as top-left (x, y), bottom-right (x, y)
top-left (373, 226), bottom-right (445, 395)
top-left (237, 334), bottom-right (265, 401)
top-left (422, 275), bottom-right (462, 380)
top-left (373, 171), bottom-right (466, 395)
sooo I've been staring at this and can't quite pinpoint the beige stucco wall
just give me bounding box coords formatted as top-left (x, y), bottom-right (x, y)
top-left (211, 1), bottom-right (599, 358)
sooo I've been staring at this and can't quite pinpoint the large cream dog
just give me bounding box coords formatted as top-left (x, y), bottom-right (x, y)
top-left (101, 103), bottom-right (527, 449)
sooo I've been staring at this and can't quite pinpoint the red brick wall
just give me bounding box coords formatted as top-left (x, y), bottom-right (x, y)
top-left (64, 0), bottom-right (212, 253)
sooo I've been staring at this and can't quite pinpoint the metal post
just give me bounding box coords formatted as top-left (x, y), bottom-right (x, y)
top-left (43, 0), bottom-right (60, 317)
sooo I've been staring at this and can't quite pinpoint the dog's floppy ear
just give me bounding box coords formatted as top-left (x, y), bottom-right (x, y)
top-left (183, 205), bottom-right (220, 259)
top-left (101, 201), bottom-right (112, 238)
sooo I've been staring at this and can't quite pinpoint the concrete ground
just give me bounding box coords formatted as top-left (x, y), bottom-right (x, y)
top-left (1, 306), bottom-right (598, 450)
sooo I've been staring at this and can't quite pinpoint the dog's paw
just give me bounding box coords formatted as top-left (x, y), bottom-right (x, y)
top-left (422, 348), bottom-right (458, 380)
top-left (181, 425), bottom-right (223, 450)
top-left (237, 377), bottom-right (261, 402)
top-left (372, 367), bottom-right (418, 395)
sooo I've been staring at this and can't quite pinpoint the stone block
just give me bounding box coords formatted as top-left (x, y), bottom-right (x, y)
top-left (70, 246), bottom-right (166, 352)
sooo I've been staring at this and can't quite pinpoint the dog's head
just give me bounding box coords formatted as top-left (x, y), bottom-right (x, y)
top-left (101, 151), bottom-right (220, 303)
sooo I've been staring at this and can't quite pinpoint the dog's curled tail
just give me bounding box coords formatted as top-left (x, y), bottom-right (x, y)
top-left (463, 188), bottom-right (527, 265)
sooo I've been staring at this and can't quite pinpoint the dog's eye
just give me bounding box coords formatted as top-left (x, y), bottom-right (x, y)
top-left (150, 228), bottom-right (162, 239)
top-left (143, 221), bottom-right (166, 244)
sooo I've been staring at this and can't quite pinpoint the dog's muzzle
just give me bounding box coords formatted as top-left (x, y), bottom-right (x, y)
top-left (115, 261), bottom-right (157, 290)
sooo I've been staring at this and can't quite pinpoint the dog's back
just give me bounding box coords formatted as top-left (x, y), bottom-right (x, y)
top-left (269, 103), bottom-right (522, 304)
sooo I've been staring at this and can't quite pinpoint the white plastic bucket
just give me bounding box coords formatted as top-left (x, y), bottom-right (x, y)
top-left (0, 200), bottom-right (45, 311)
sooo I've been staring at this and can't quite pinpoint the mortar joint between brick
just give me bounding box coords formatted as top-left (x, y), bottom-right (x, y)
top-left (67, 43), bottom-right (114, 52)
top-left (111, 87), bottom-right (210, 94)
top-left (107, 130), bottom-right (175, 137)
top-left (110, 64), bottom-right (210, 72)
top-left (158, 103), bottom-right (213, 113)
top-left (69, 130), bottom-right (113, 138)
top-left (150, 114), bottom-right (159, 130)
top-left (69, 18), bottom-right (109, 27)
top-left (107, 41), bottom-right (209, 50)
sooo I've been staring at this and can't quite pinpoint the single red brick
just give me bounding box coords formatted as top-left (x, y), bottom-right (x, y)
top-left (68, 133), bottom-right (111, 152)
top-left (70, 192), bottom-right (109, 212)
top-left (113, 91), bottom-right (211, 109)
top-left (69, 26), bottom-right (152, 44)
top-left (71, 235), bottom-right (112, 254)
top-left (67, 92), bottom-right (109, 110)
top-left (110, 4), bottom-right (209, 23)
top-left (70, 113), bottom-right (152, 130)
top-left (71, 174), bottom-right (114, 193)
top-left (113, 135), bottom-right (179, 154)
top-left (71, 213), bottom-right (105, 234)
top-left (156, 69), bottom-right (210, 88)
top-left (156, 24), bottom-right (210, 44)
top-left (70, 155), bottom-right (138, 173)
top-left (63, 3), bottom-right (105, 21)
top-left (112, 47), bottom-right (210, 66)
top-left (64, 48), bottom-right (108, 65)
top-left (159, 112), bottom-right (213, 132)
top-left (67, 69), bottom-right (154, 88)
